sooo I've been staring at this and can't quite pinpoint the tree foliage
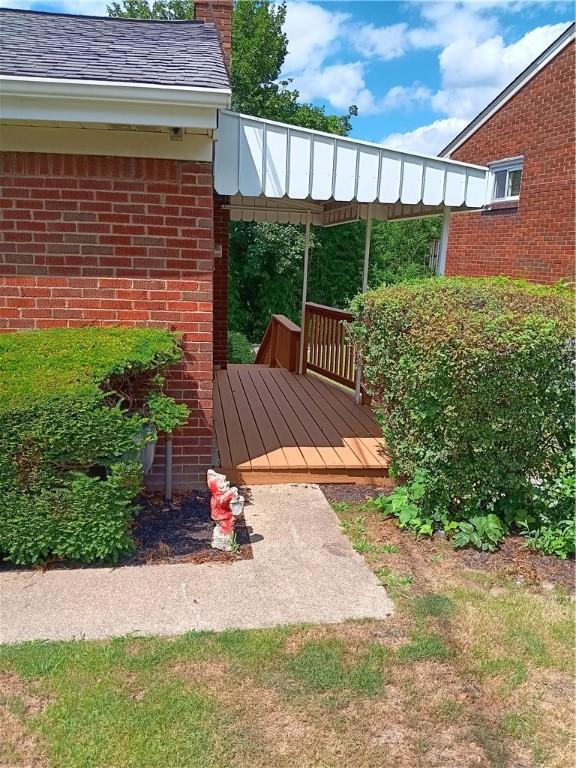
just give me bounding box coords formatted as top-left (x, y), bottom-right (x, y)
top-left (107, 0), bottom-right (194, 19)
top-left (231, 0), bottom-right (356, 133)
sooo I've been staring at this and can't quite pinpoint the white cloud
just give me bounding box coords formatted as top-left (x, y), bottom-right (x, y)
top-left (282, 0), bottom-right (570, 129)
top-left (292, 64), bottom-right (434, 115)
top-left (439, 22), bottom-right (569, 89)
top-left (283, 1), bottom-right (349, 74)
top-left (352, 22), bottom-right (409, 61)
top-left (382, 85), bottom-right (432, 110)
top-left (379, 16), bottom-right (570, 154)
top-left (291, 61), bottom-right (374, 111)
top-left (381, 117), bottom-right (469, 155)
top-left (432, 22), bottom-right (570, 117)
top-left (408, 1), bottom-right (500, 49)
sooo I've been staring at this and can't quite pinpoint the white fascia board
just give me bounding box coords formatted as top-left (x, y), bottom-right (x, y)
top-left (0, 75), bottom-right (231, 129)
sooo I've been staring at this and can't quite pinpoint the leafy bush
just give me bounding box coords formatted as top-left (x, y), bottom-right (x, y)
top-left (350, 277), bottom-right (574, 554)
top-left (0, 327), bottom-right (188, 565)
top-left (519, 445), bottom-right (575, 559)
top-left (227, 330), bottom-right (255, 364)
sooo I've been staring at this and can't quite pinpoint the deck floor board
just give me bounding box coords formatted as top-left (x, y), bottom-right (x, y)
top-left (214, 365), bottom-right (390, 485)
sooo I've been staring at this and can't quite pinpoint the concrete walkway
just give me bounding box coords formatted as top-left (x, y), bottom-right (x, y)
top-left (0, 484), bottom-right (393, 643)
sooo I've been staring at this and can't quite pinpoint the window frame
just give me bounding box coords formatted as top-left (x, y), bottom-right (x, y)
top-left (487, 156), bottom-right (524, 205)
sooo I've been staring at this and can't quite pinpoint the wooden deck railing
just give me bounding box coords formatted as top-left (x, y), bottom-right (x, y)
top-left (303, 302), bottom-right (356, 388)
top-left (254, 314), bottom-right (301, 372)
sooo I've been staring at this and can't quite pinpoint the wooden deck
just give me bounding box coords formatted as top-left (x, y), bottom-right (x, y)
top-left (213, 364), bottom-right (391, 485)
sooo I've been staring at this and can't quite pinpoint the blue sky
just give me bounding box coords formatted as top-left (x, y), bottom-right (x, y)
top-left (3, 0), bottom-right (573, 153)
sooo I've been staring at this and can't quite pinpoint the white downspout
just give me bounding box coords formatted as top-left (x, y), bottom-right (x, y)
top-left (298, 209), bottom-right (312, 375)
top-left (354, 203), bottom-right (373, 404)
top-left (437, 207), bottom-right (451, 275)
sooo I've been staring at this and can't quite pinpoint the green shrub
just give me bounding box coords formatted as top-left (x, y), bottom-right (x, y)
top-left (520, 445), bottom-right (575, 559)
top-left (0, 327), bottom-right (188, 565)
top-left (227, 330), bottom-right (255, 364)
top-left (350, 277), bottom-right (573, 553)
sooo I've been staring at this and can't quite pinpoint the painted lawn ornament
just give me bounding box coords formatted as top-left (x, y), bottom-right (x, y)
top-left (207, 469), bottom-right (245, 551)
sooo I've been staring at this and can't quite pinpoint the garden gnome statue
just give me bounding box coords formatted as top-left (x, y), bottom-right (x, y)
top-left (207, 469), bottom-right (245, 551)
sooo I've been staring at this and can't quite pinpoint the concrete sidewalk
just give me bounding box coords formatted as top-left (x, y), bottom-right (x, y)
top-left (0, 484), bottom-right (393, 643)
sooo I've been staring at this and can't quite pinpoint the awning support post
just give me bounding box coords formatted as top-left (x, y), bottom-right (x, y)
top-left (436, 206), bottom-right (451, 275)
top-left (298, 209), bottom-right (312, 375)
top-left (354, 204), bottom-right (373, 404)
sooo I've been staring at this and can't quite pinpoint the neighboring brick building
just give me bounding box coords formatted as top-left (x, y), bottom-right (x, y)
top-left (440, 24), bottom-right (575, 283)
top-left (0, 4), bottom-right (233, 488)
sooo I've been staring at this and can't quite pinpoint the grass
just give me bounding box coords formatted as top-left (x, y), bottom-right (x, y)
top-left (396, 633), bottom-right (453, 663)
top-left (376, 566), bottom-right (414, 589)
top-left (1, 497), bottom-right (574, 768)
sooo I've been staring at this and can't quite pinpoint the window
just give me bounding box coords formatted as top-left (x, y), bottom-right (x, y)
top-left (489, 157), bottom-right (523, 203)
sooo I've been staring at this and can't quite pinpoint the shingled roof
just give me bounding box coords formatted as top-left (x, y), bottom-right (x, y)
top-left (0, 8), bottom-right (230, 90)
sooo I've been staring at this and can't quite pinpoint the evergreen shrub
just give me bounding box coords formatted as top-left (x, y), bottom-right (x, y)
top-left (0, 327), bottom-right (188, 564)
top-left (227, 330), bottom-right (255, 364)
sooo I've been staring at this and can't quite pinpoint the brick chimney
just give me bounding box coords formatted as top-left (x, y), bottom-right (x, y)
top-left (195, 0), bottom-right (232, 74)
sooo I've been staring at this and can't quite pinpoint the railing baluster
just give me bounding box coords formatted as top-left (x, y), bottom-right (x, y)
top-left (300, 302), bottom-right (355, 389)
top-left (255, 305), bottom-right (356, 388)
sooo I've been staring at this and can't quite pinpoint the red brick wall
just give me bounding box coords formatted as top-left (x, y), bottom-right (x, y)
top-left (0, 152), bottom-right (215, 489)
top-left (191, 2), bottom-right (234, 366)
top-left (195, 0), bottom-right (232, 73)
top-left (213, 194), bottom-right (229, 368)
top-left (445, 41), bottom-right (575, 283)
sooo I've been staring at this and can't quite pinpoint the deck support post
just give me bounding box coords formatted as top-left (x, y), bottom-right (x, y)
top-left (298, 209), bottom-right (312, 375)
top-left (354, 204), bottom-right (373, 404)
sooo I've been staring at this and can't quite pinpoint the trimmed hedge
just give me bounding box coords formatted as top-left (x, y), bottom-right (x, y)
top-left (350, 277), bottom-right (574, 554)
top-left (0, 327), bottom-right (188, 564)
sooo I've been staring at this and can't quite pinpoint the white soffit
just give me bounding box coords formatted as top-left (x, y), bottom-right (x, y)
top-left (215, 111), bottom-right (489, 210)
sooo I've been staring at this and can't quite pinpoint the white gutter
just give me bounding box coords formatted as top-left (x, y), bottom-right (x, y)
top-left (0, 75), bottom-right (231, 129)
top-left (0, 75), bottom-right (232, 108)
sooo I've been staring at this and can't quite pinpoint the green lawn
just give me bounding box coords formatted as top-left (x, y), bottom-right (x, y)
top-left (1, 499), bottom-right (574, 768)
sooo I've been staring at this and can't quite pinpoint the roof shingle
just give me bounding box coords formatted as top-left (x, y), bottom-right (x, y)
top-left (0, 8), bottom-right (230, 90)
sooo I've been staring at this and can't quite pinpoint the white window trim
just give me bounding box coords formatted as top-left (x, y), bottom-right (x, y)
top-left (488, 156), bottom-right (524, 204)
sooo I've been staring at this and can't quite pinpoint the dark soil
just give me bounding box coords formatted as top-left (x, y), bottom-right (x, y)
top-left (320, 483), bottom-right (575, 593)
top-left (457, 534), bottom-right (575, 593)
top-left (1, 491), bottom-right (252, 572)
top-left (320, 483), bottom-right (387, 505)
top-left (128, 491), bottom-right (253, 566)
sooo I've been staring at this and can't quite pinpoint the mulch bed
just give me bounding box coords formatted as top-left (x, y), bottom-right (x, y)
top-left (320, 483), bottom-right (575, 593)
top-left (320, 483), bottom-right (387, 505)
top-left (457, 535), bottom-right (574, 593)
top-left (1, 491), bottom-right (253, 572)
top-left (128, 491), bottom-right (253, 566)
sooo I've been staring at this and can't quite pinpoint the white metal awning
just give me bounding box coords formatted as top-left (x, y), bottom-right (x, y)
top-left (214, 110), bottom-right (489, 225)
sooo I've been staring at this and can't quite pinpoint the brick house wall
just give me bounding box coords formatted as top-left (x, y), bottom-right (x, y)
top-left (0, 152), bottom-right (215, 488)
top-left (0, 1), bottom-right (234, 488)
top-left (195, 0), bottom-right (232, 368)
top-left (213, 193), bottom-right (229, 369)
top-left (445, 41), bottom-right (575, 283)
